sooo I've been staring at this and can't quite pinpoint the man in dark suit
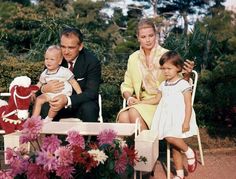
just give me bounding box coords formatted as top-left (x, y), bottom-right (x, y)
top-left (41, 28), bottom-right (101, 122)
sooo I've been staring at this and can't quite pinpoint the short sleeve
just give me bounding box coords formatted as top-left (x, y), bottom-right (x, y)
top-left (62, 67), bottom-right (74, 81)
top-left (39, 70), bottom-right (47, 84)
top-left (158, 81), bottom-right (165, 92)
top-left (179, 80), bottom-right (192, 93)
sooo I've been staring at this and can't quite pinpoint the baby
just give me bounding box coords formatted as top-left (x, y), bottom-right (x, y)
top-left (32, 45), bottom-right (82, 123)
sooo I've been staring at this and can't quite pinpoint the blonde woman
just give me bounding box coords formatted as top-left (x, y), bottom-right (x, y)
top-left (117, 18), bottom-right (195, 179)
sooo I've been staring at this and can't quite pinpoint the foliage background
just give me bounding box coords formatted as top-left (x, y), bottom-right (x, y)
top-left (0, 0), bottom-right (235, 129)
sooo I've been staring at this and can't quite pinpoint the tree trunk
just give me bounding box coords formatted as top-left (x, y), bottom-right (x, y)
top-left (151, 0), bottom-right (159, 18)
top-left (182, 11), bottom-right (188, 35)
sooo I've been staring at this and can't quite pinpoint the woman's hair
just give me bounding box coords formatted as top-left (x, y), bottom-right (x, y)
top-left (136, 18), bottom-right (156, 35)
top-left (159, 51), bottom-right (184, 71)
top-left (60, 27), bottom-right (83, 44)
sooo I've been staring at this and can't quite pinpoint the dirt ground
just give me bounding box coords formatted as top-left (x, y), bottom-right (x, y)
top-left (186, 127), bottom-right (236, 150)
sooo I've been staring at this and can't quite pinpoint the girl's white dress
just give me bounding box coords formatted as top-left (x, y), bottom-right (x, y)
top-left (151, 79), bottom-right (198, 139)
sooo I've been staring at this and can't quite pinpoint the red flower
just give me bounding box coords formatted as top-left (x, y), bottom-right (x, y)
top-left (123, 146), bottom-right (138, 165)
top-left (71, 145), bottom-right (97, 172)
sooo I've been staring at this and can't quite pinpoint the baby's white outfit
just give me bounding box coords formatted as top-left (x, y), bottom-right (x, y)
top-left (39, 66), bottom-right (74, 99)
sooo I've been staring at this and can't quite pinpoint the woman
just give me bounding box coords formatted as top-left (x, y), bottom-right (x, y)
top-left (117, 18), bottom-right (194, 131)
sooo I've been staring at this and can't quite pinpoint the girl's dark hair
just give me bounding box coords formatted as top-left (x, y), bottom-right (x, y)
top-left (60, 27), bottom-right (83, 43)
top-left (159, 51), bottom-right (184, 71)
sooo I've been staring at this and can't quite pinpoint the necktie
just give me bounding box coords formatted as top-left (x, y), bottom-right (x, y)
top-left (69, 62), bottom-right (74, 72)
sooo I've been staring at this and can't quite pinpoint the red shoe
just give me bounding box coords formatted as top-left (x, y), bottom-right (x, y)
top-left (187, 149), bottom-right (197, 173)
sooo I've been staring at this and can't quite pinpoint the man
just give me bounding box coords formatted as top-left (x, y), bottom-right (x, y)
top-left (41, 27), bottom-right (101, 122)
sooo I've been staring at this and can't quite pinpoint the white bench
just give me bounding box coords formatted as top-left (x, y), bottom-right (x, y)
top-left (4, 120), bottom-right (159, 179)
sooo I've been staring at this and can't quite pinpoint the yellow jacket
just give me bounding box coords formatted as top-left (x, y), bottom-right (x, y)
top-left (121, 45), bottom-right (169, 99)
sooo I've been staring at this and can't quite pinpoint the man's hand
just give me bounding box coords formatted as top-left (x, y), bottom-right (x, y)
top-left (49, 94), bottom-right (68, 112)
top-left (182, 60), bottom-right (195, 81)
top-left (43, 80), bottom-right (64, 94)
top-left (183, 60), bottom-right (194, 74)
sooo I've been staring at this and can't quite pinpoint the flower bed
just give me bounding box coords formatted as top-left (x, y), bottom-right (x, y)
top-left (0, 116), bottom-right (146, 179)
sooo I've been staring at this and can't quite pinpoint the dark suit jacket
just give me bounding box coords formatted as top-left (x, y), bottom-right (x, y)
top-left (61, 48), bottom-right (101, 106)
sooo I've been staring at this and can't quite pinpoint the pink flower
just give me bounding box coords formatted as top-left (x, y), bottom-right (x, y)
top-left (55, 146), bottom-right (73, 166)
top-left (36, 150), bottom-right (58, 171)
top-left (26, 163), bottom-right (47, 179)
top-left (97, 129), bottom-right (117, 146)
top-left (42, 135), bottom-right (61, 153)
top-left (0, 170), bottom-right (13, 179)
top-left (5, 148), bottom-right (15, 162)
top-left (9, 157), bottom-right (28, 176)
top-left (66, 130), bottom-right (85, 149)
top-left (20, 116), bottom-right (43, 144)
top-left (56, 166), bottom-right (74, 179)
top-left (114, 151), bottom-right (127, 174)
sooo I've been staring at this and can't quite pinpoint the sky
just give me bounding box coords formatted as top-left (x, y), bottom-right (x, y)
top-left (224, 0), bottom-right (236, 11)
top-left (101, 0), bottom-right (236, 17)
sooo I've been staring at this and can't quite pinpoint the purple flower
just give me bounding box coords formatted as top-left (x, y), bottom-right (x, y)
top-left (56, 166), bottom-right (74, 179)
top-left (55, 146), bottom-right (73, 166)
top-left (20, 116), bottom-right (43, 144)
top-left (36, 150), bottom-right (58, 171)
top-left (97, 129), bottom-right (117, 146)
top-left (42, 135), bottom-right (61, 153)
top-left (26, 163), bottom-right (47, 179)
top-left (66, 130), bottom-right (85, 149)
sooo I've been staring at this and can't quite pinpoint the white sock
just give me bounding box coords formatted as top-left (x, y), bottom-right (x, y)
top-left (185, 147), bottom-right (195, 165)
top-left (176, 169), bottom-right (184, 178)
top-left (43, 116), bottom-right (53, 123)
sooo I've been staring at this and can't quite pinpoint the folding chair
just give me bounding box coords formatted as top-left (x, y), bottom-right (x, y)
top-left (166, 70), bottom-right (204, 179)
top-left (60, 93), bottom-right (103, 123)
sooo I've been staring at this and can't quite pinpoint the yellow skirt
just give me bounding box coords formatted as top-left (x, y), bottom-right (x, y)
top-left (116, 103), bottom-right (157, 129)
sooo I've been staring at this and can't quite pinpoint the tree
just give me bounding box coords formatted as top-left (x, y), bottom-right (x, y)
top-left (158, 0), bottom-right (211, 35)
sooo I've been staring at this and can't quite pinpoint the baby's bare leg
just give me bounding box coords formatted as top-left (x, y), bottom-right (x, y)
top-left (32, 94), bottom-right (49, 116)
top-left (47, 110), bottom-right (58, 119)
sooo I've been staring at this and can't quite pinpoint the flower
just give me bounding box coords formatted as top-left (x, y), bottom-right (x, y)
top-left (0, 170), bottom-right (13, 179)
top-left (42, 134), bottom-right (61, 153)
top-left (19, 116), bottom-right (43, 144)
top-left (88, 149), bottom-right (108, 165)
top-left (55, 146), bottom-right (73, 166)
top-left (97, 129), bottom-right (117, 145)
top-left (26, 163), bottom-right (47, 179)
top-left (1, 116), bottom-right (146, 179)
top-left (66, 130), bottom-right (85, 149)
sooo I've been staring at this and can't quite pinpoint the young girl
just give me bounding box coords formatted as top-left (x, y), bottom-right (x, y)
top-left (32, 45), bottom-right (82, 123)
top-left (140, 51), bottom-right (198, 179)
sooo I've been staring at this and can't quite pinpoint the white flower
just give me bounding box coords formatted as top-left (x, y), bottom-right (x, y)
top-left (88, 149), bottom-right (108, 165)
top-left (116, 137), bottom-right (127, 148)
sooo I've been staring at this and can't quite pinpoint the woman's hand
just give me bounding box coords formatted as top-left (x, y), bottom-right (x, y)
top-left (42, 80), bottom-right (64, 94)
top-left (127, 96), bottom-right (139, 106)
